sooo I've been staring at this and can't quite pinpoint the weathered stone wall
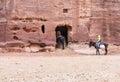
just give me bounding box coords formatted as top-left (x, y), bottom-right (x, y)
top-left (90, 0), bottom-right (120, 44)
top-left (0, 0), bottom-right (119, 46)
top-left (4, 0), bottom-right (85, 44)
top-left (0, 0), bottom-right (7, 42)
top-left (74, 0), bottom-right (91, 41)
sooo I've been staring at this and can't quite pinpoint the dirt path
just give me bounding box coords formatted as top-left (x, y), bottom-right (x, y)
top-left (69, 42), bottom-right (120, 55)
top-left (0, 53), bottom-right (120, 82)
top-left (0, 43), bottom-right (120, 82)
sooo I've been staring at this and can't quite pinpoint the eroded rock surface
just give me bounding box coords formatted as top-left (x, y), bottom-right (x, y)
top-left (0, 0), bottom-right (119, 51)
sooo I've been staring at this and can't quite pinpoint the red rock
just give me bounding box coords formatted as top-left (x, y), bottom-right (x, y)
top-left (0, 0), bottom-right (119, 52)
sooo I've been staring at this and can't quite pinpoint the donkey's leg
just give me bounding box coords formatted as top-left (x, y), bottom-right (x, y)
top-left (62, 42), bottom-right (64, 50)
top-left (96, 50), bottom-right (98, 55)
top-left (96, 49), bottom-right (99, 55)
top-left (98, 49), bottom-right (100, 55)
top-left (105, 44), bottom-right (108, 55)
top-left (105, 48), bottom-right (108, 55)
top-left (96, 48), bottom-right (100, 55)
top-left (96, 49), bottom-right (97, 55)
top-left (62, 43), bottom-right (64, 50)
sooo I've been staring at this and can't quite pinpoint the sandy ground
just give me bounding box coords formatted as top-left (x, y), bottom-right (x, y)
top-left (0, 43), bottom-right (120, 82)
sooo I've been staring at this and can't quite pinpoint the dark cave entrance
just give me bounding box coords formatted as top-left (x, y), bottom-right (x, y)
top-left (55, 25), bottom-right (68, 45)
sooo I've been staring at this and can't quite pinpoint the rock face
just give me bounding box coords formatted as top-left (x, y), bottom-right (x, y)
top-left (0, 0), bottom-right (119, 48)
top-left (90, 0), bottom-right (120, 45)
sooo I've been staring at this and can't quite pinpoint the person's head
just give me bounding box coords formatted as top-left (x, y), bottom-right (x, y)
top-left (98, 35), bottom-right (101, 38)
top-left (57, 31), bottom-right (61, 36)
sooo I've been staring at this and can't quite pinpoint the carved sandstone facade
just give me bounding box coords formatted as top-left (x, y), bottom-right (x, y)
top-left (0, 0), bottom-right (120, 47)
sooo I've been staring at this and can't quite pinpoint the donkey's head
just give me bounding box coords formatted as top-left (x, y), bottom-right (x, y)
top-left (89, 41), bottom-right (96, 48)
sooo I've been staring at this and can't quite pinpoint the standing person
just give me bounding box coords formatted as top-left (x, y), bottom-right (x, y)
top-left (97, 35), bottom-right (101, 48)
top-left (56, 31), bottom-right (65, 49)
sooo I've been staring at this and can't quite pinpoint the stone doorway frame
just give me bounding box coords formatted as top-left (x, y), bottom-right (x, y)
top-left (55, 24), bottom-right (72, 46)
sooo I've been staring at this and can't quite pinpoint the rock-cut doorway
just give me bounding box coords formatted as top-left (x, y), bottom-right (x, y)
top-left (55, 25), bottom-right (68, 45)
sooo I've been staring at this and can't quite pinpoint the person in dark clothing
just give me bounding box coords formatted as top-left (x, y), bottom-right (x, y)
top-left (56, 31), bottom-right (65, 49)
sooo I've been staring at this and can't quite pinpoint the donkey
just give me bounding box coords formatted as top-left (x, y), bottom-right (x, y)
top-left (89, 41), bottom-right (108, 55)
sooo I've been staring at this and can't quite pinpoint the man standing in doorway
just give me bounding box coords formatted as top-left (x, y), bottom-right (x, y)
top-left (56, 31), bottom-right (65, 50)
